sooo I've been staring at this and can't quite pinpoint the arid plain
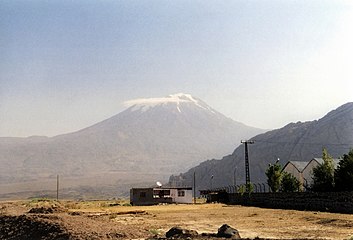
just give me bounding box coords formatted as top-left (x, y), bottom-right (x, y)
top-left (1, 200), bottom-right (353, 239)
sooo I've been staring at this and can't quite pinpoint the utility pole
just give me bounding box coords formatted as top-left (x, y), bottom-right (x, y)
top-left (241, 140), bottom-right (254, 192)
top-left (56, 175), bottom-right (59, 201)
top-left (193, 171), bottom-right (196, 204)
top-left (210, 175), bottom-right (214, 190)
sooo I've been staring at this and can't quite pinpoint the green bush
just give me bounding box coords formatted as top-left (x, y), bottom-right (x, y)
top-left (266, 161), bottom-right (282, 192)
top-left (311, 148), bottom-right (334, 192)
top-left (280, 172), bottom-right (300, 192)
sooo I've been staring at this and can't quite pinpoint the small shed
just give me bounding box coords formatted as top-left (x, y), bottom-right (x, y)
top-left (130, 187), bottom-right (192, 206)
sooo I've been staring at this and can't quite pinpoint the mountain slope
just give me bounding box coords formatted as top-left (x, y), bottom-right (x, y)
top-left (170, 102), bottom-right (353, 191)
top-left (0, 93), bottom-right (264, 198)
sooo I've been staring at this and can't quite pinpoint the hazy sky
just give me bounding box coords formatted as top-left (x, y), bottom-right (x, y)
top-left (1, 0), bottom-right (353, 137)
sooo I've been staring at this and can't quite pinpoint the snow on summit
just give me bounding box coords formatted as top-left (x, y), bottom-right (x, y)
top-left (124, 93), bottom-right (215, 113)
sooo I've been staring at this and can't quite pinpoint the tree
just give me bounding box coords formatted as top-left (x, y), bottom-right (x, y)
top-left (238, 183), bottom-right (254, 195)
top-left (311, 148), bottom-right (334, 192)
top-left (280, 172), bottom-right (300, 192)
top-left (334, 149), bottom-right (353, 191)
top-left (265, 161), bottom-right (282, 192)
top-left (238, 185), bottom-right (246, 196)
top-left (246, 182), bottom-right (254, 193)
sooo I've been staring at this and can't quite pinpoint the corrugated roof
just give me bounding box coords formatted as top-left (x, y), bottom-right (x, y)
top-left (283, 158), bottom-right (342, 174)
top-left (311, 158), bottom-right (341, 168)
top-left (286, 161), bottom-right (309, 172)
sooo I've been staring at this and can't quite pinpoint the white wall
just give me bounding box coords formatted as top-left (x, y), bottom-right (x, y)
top-left (283, 164), bottom-right (302, 183)
top-left (302, 160), bottom-right (319, 186)
top-left (170, 189), bottom-right (192, 204)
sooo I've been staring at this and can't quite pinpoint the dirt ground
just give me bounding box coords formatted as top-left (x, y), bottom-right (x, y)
top-left (1, 200), bottom-right (353, 239)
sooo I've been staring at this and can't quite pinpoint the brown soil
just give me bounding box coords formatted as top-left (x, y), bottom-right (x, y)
top-left (1, 200), bottom-right (353, 239)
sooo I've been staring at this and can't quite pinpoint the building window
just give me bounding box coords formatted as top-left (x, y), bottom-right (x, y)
top-left (153, 190), bottom-right (161, 198)
top-left (140, 192), bottom-right (146, 198)
top-left (178, 190), bottom-right (185, 197)
top-left (153, 189), bottom-right (171, 198)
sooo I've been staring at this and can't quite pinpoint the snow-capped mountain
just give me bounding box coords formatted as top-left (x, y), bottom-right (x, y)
top-left (0, 93), bottom-right (264, 198)
top-left (125, 93), bottom-right (217, 114)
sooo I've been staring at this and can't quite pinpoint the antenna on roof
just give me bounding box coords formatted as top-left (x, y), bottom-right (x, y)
top-left (156, 181), bottom-right (162, 187)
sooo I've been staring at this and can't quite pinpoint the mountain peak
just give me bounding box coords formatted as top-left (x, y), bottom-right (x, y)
top-left (168, 93), bottom-right (197, 102)
top-left (319, 102), bottom-right (353, 123)
top-left (124, 93), bottom-right (213, 113)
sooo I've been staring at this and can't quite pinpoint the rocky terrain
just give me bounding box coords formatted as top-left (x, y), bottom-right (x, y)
top-left (1, 200), bottom-right (353, 239)
top-left (171, 102), bottom-right (353, 190)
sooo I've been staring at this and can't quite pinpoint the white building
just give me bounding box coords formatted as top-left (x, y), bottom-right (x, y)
top-left (130, 187), bottom-right (193, 205)
top-left (282, 161), bottom-right (309, 190)
top-left (302, 158), bottom-right (340, 187)
top-left (282, 158), bottom-right (341, 190)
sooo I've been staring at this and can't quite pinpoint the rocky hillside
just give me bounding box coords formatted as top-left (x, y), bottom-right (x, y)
top-left (170, 102), bottom-right (353, 190)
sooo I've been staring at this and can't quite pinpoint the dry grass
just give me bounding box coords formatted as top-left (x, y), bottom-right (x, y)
top-left (2, 200), bottom-right (353, 239)
top-left (67, 201), bottom-right (353, 239)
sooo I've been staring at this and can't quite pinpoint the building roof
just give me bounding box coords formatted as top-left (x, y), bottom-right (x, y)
top-left (311, 158), bottom-right (340, 167)
top-left (302, 158), bottom-right (341, 173)
top-left (283, 157), bottom-right (342, 174)
top-left (131, 187), bottom-right (192, 191)
top-left (283, 161), bottom-right (309, 172)
top-left (155, 187), bottom-right (192, 190)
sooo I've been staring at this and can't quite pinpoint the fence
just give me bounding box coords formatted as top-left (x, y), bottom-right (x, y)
top-left (203, 182), bottom-right (269, 194)
top-left (228, 191), bottom-right (353, 214)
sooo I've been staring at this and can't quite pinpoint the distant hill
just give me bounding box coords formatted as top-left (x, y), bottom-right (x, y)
top-left (170, 102), bottom-right (353, 191)
top-left (0, 93), bottom-right (263, 199)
